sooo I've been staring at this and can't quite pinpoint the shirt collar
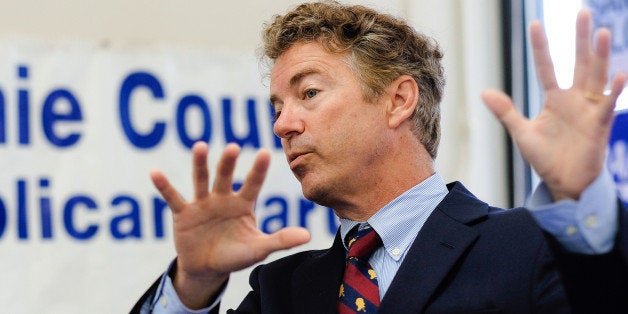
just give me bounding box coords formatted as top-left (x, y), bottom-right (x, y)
top-left (339, 173), bottom-right (448, 261)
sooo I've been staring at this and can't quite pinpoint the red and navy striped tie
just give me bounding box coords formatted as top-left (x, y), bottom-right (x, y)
top-left (338, 224), bottom-right (383, 313)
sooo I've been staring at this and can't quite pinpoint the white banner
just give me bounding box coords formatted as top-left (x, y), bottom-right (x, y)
top-left (0, 37), bottom-right (337, 313)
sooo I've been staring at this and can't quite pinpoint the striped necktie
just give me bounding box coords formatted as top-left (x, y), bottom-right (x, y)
top-left (338, 224), bottom-right (383, 313)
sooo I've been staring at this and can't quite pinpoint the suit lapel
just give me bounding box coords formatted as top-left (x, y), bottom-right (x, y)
top-left (379, 182), bottom-right (487, 314)
top-left (290, 231), bottom-right (346, 314)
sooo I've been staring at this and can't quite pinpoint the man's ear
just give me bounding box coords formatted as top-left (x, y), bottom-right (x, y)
top-left (385, 75), bottom-right (419, 128)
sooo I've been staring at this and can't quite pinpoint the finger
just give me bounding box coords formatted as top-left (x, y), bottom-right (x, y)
top-left (151, 170), bottom-right (186, 213)
top-left (609, 72), bottom-right (627, 101)
top-left (259, 227), bottom-right (311, 255)
top-left (239, 149), bottom-right (271, 201)
top-left (212, 143), bottom-right (241, 194)
top-left (573, 10), bottom-right (592, 88)
top-left (586, 28), bottom-right (612, 94)
top-left (530, 21), bottom-right (559, 91)
top-left (606, 72), bottom-right (628, 120)
top-left (482, 89), bottom-right (527, 135)
top-left (192, 142), bottom-right (210, 199)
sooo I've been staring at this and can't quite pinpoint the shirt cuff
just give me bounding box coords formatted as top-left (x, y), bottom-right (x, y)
top-left (526, 169), bottom-right (618, 254)
top-left (150, 261), bottom-right (223, 314)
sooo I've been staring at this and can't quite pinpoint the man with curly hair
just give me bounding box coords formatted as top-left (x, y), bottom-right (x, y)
top-left (134, 1), bottom-right (628, 313)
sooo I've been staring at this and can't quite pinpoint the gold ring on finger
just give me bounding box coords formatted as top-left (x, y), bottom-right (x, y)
top-left (584, 91), bottom-right (603, 103)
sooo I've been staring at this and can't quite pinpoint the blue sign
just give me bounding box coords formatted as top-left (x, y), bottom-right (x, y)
top-left (608, 111), bottom-right (628, 206)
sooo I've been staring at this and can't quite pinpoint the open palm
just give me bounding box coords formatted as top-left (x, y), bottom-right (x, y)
top-left (483, 10), bottom-right (626, 201)
top-left (150, 142), bottom-right (310, 308)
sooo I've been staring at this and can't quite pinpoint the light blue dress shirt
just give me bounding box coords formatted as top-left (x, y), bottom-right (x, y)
top-left (526, 169), bottom-right (617, 254)
top-left (148, 170), bottom-right (618, 313)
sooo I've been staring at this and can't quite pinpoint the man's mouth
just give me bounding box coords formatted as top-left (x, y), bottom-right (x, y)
top-left (288, 151), bottom-right (308, 163)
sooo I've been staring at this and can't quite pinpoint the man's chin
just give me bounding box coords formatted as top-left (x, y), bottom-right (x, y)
top-left (300, 182), bottom-right (336, 208)
top-left (290, 165), bottom-right (307, 182)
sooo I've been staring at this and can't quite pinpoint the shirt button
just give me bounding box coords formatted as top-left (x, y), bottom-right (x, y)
top-left (391, 248), bottom-right (401, 256)
top-left (160, 296), bottom-right (168, 308)
top-left (585, 215), bottom-right (598, 228)
top-left (566, 225), bottom-right (578, 236)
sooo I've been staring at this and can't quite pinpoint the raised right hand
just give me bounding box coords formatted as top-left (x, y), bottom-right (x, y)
top-left (483, 10), bottom-right (626, 201)
top-left (151, 141), bottom-right (311, 309)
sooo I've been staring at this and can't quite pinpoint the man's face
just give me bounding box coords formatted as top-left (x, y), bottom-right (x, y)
top-left (270, 42), bottom-right (393, 210)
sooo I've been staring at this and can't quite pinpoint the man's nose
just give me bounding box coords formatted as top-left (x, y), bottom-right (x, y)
top-left (273, 103), bottom-right (304, 139)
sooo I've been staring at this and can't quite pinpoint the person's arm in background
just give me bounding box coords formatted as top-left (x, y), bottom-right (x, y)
top-left (483, 9), bottom-right (626, 253)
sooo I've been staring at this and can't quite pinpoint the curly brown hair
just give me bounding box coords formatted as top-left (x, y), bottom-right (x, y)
top-left (262, 1), bottom-right (445, 158)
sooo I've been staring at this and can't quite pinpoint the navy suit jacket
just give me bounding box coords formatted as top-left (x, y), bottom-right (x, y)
top-left (133, 182), bottom-right (628, 313)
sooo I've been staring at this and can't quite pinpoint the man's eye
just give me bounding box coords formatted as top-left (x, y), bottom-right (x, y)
top-left (305, 89), bottom-right (318, 98)
top-left (273, 110), bottom-right (281, 122)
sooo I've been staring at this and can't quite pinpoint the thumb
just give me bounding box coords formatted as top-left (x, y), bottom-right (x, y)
top-left (481, 89), bottom-right (526, 135)
top-left (263, 227), bottom-right (311, 253)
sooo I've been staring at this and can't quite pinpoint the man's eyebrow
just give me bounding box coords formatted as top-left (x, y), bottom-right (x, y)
top-left (269, 68), bottom-right (321, 106)
top-left (289, 68), bottom-right (319, 87)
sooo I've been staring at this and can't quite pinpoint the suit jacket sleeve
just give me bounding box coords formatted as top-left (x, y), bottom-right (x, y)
top-left (548, 201), bottom-right (628, 313)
